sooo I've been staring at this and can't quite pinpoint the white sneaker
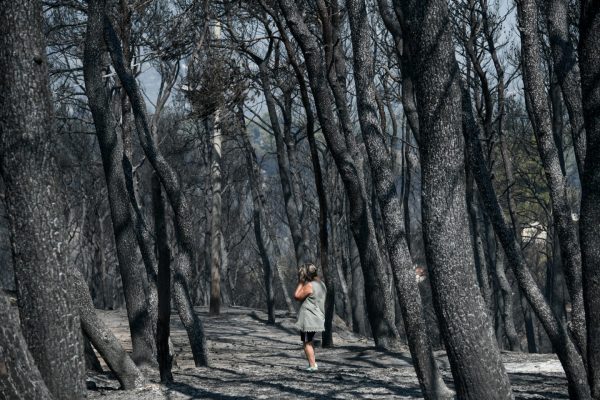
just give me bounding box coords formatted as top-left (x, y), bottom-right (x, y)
top-left (305, 363), bottom-right (318, 372)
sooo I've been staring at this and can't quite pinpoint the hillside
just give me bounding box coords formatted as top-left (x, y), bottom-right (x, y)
top-left (87, 307), bottom-right (569, 399)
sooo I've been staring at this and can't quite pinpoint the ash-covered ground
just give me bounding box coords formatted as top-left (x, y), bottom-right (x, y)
top-left (87, 307), bottom-right (569, 399)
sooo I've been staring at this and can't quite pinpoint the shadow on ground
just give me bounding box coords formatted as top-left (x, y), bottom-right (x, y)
top-left (87, 306), bottom-right (569, 399)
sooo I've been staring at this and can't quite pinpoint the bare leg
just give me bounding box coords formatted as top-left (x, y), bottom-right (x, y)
top-left (303, 341), bottom-right (316, 367)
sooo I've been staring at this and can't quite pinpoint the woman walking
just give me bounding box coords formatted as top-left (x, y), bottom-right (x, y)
top-left (294, 263), bottom-right (327, 372)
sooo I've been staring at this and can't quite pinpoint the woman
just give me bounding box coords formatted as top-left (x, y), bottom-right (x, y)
top-left (294, 263), bottom-right (327, 372)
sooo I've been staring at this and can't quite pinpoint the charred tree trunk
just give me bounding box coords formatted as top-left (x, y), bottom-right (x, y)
top-left (83, 334), bottom-right (103, 373)
top-left (347, 1), bottom-right (451, 397)
top-left (118, 1), bottom-right (160, 360)
top-left (83, 0), bottom-right (156, 367)
top-left (277, 0), bottom-right (401, 350)
top-left (209, 111), bottom-right (223, 315)
top-left (0, 1), bottom-right (86, 397)
top-left (274, 25), bottom-right (336, 346)
top-left (462, 70), bottom-right (591, 399)
top-left (104, 16), bottom-right (208, 366)
top-left (517, 0), bottom-right (587, 361)
top-left (579, 1), bottom-right (600, 397)
top-left (545, 0), bottom-right (586, 175)
top-left (494, 247), bottom-right (521, 351)
top-left (152, 172), bottom-right (173, 383)
top-left (466, 169), bottom-right (493, 313)
top-left (71, 268), bottom-right (145, 389)
top-left (256, 59), bottom-right (308, 266)
top-left (397, 1), bottom-right (514, 398)
top-left (0, 293), bottom-right (52, 400)
top-left (237, 102), bottom-right (276, 324)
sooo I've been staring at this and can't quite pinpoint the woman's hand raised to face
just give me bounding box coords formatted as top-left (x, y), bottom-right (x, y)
top-left (294, 281), bottom-right (313, 302)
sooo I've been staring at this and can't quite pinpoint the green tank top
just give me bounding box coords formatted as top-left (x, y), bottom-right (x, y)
top-left (295, 280), bottom-right (327, 332)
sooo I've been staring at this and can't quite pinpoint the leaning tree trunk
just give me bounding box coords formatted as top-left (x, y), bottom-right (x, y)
top-left (545, 0), bottom-right (586, 175)
top-left (83, 0), bottom-right (157, 367)
top-left (517, 0), bottom-right (587, 361)
top-left (103, 16), bottom-right (208, 366)
top-left (71, 268), bottom-right (145, 390)
top-left (398, 0), bottom-right (514, 398)
top-left (117, 0), bottom-right (159, 343)
top-left (277, 0), bottom-right (401, 350)
top-left (0, 293), bottom-right (52, 400)
top-left (152, 171), bottom-right (173, 383)
top-left (462, 77), bottom-right (591, 399)
top-left (579, 1), bottom-right (600, 398)
top-left (346, 1), bottom-right (451, 398)
top-left (0, 1), bottom-right (86, 398)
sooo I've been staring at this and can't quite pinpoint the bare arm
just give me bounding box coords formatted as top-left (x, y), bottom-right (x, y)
top-left (294, 281), bottom-right (313, 302)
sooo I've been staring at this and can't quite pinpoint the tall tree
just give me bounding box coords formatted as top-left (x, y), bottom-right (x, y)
top-left (347, 0), bottom-right (451, 397)
top-left (544, 0), bottom-right (586, 175)
top-left (395, 0), bottom-right (514, 397)
top-left (104, 14), bottom-right (209, 366)
top-left (209, 103), bottom-right (224, 315)
top-left (237, 100), bottom-right (277, 324)
top-left (83, 0), bottom-right (157, 367)
top-left (276, 0), bottom-right (402, 350)
top-left (208, 21), bottom-right (225, 315)
top-left (516, 0), bottom-right (586, 360)
top-left (579, 1), bottom-right (600, 398)
top-left (269, 17), bottom-right (336, 346)
top-left (462, 64), bottom-right (591, 400)
top-left (0, 1), bottom-right (86, 397)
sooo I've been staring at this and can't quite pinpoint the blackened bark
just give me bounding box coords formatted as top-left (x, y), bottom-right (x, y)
top-left (579, 1), bottom-right (600, 397)
top-left (517, 0), bottom-right (587, 362)
top-left (104, 18), bottom-right (208, 366)
top-left (462, 77), bottom-right (591, 399)
top-left (123, 159), bottom-right (160, 362)
top-left (378, 0), bottom-right (421, 141)
top-left (519, 288), bottom-right (538, 353)
top-left (550, 72), bottom-right (567, 176)
top-left (0, 1), bottom-right (86, 397)
top-left (494, 248), bottom-right (521, 351)
top-left (83, 0), bottom-right (156, 367)
top-left (347, 0), bottom-right (451, 397)
top-left (84, 334), bottom-right (104, 373)
top-left (545, 0), bottom-right (586, 175)
top-left (237, 103), bottom-right (276, 324)
top-left (209, 111), bottom-right (223, 315)
top-left (274, 25), bottom-right (335, 346)
top-left (315, 0), bottom-right (359, 160)
top-left (466, 169), bottom-right (493, 313)
top-left (277, 0), bottom-right (401, 350)
top-left (152, 173), bottom-right (173, 382)
top-left (256, 60), bottom-right (307, 266)
top-left (0, 293), bottom-right (52, 400)
top-left (117, 1), bottom-right (159, 344)
top-left (71, 268), bottom-right (145, 390)
top-left (399, 0), bottom-right (514, 398)
top-left (281, 88), bottom-right (312, 263)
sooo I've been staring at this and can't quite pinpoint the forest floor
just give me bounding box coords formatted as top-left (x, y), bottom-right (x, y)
top-left (87, 306), bottom-right (569, 399)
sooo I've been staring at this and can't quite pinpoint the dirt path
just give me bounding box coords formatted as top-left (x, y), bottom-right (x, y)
top-left (87, 307), bottom-right (569, 399)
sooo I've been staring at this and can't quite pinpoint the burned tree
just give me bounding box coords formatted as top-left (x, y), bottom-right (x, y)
top-left (0, 1), bottom-right (86, 397)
